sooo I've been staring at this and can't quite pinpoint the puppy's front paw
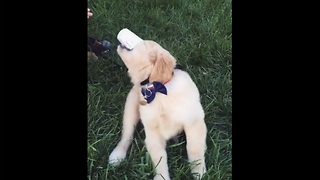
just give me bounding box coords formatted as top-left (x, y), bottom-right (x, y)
top-left (108, 148), bottom-right (126, 165)
top-left (192, 166), bottom-right (206, 180)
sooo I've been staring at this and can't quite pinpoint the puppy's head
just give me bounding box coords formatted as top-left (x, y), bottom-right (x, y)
top-left (117, 40), bottom-right (176, 85)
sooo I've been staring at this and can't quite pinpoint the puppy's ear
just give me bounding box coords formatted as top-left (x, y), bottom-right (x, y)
top-left (149, 45), bottom-right (176, 83)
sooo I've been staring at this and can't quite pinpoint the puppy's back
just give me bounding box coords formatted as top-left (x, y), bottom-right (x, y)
top-left (165, 69), bottom-right (200, 101)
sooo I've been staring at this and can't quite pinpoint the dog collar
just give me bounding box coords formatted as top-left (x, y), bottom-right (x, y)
top-left (140, 81), bottom-right (167, 105)
top-left (139, 64), bottom-right (184, 105)
top-left (140, 77), bottom-right (170, 105)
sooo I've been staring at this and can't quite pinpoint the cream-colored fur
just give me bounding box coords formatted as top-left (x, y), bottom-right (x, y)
top-left (109, 40), bottom-right (207, 180)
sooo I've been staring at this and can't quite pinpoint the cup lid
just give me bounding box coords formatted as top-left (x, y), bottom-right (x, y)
top-left (117, 28), bottom-right (143, 50)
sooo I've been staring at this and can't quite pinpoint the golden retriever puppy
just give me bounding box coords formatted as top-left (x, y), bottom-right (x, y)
top-left (109, 40), bottom-right (207, 180)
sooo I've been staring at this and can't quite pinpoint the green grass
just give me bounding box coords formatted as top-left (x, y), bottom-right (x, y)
top-left (88, 0), bottom-right (232, 179)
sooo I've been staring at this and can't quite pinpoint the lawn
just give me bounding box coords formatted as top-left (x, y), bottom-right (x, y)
top-left (88, 0), bottom-right (232, 179)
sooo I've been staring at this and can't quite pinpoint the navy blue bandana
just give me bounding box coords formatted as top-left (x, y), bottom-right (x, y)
top-left (141, 81), bottom-right (167, 104)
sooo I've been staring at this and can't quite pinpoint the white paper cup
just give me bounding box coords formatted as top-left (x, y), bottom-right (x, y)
top-left (117, 28), bottom-right (143, 50)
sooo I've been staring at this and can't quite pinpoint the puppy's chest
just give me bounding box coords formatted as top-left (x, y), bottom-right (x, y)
top-left (139, 102), bottom-right (183, 140)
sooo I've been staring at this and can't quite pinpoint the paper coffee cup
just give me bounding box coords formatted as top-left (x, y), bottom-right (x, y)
top-left (117, 28), bottom-right (143, 50)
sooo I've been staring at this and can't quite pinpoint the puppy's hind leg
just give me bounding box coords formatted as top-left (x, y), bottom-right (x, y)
top-left (109, 88), bottom-right (140, 165)
top-left (184, 120), bottom-right (207, 179)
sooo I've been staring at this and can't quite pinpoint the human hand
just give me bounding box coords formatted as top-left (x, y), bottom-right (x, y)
top-left (88, 8), bottom-right (93, 19)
